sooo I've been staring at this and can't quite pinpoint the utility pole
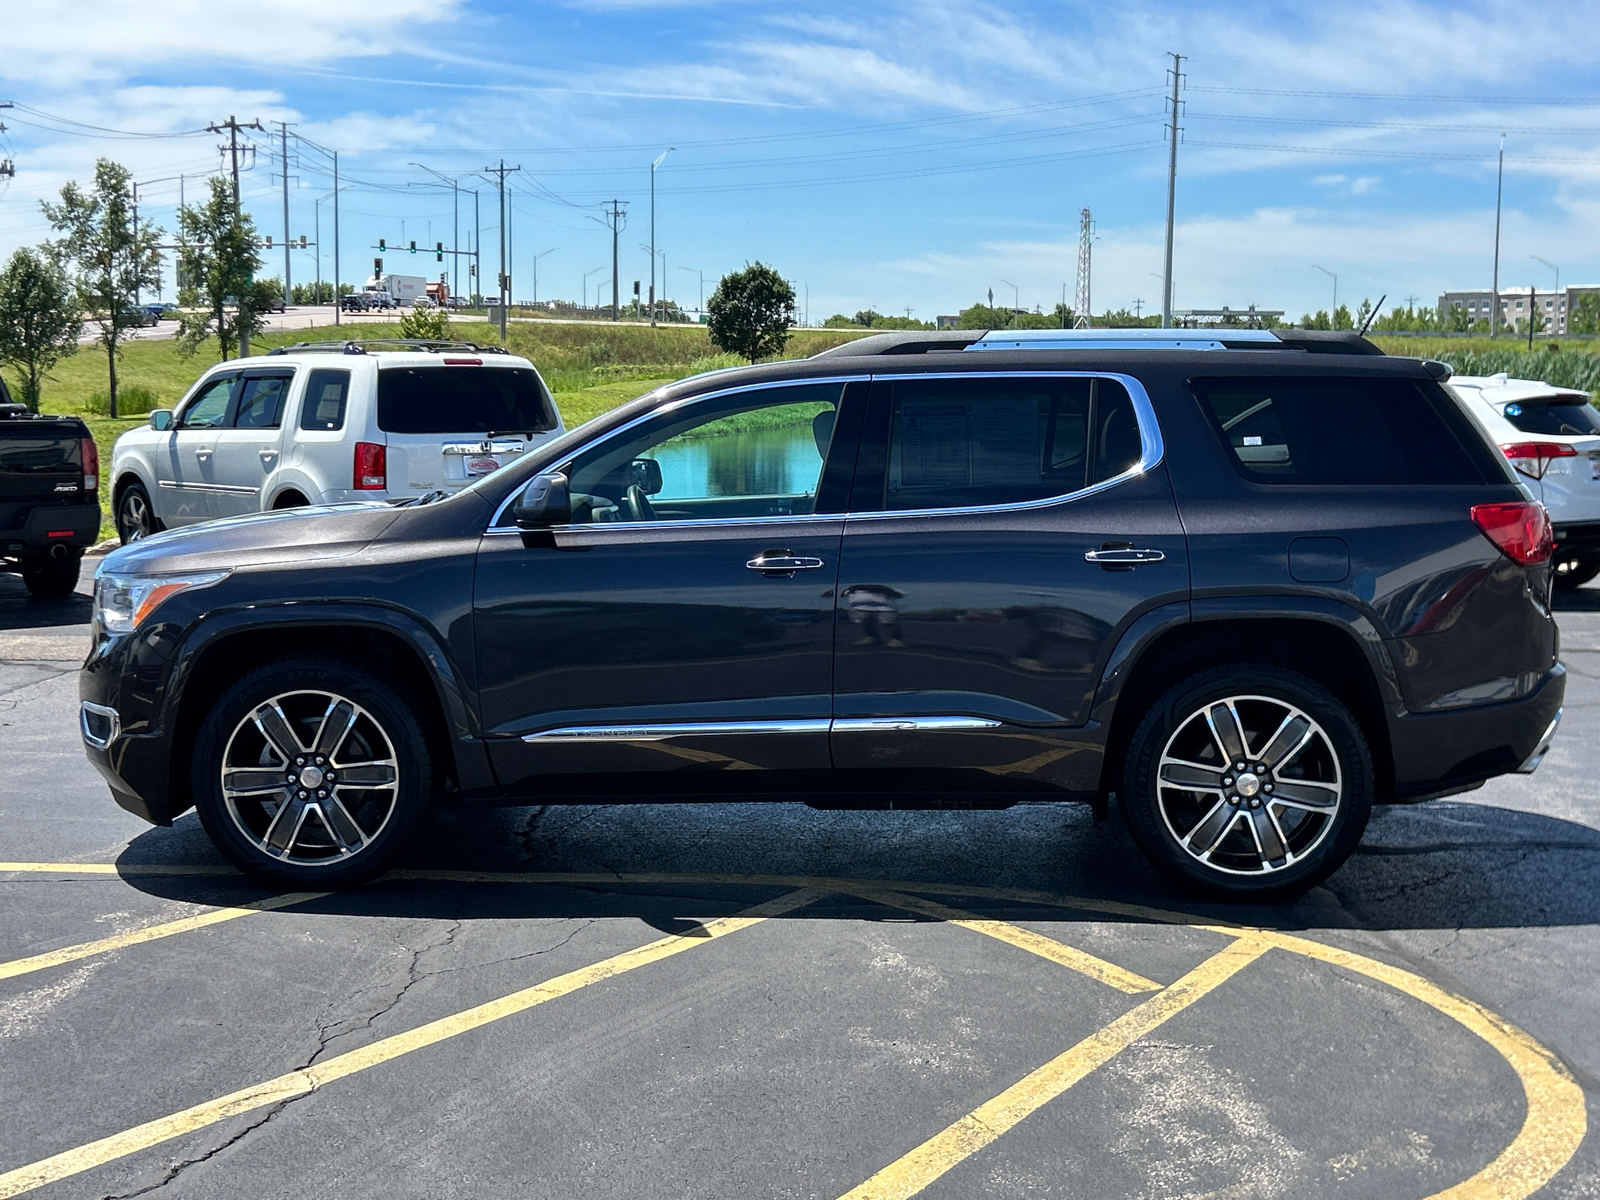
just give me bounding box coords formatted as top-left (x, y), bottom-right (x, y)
top-left (649, 149), bottom-right (673, 325)
top-left (472, 189), bottom-right (480, 305)
top-left (278, 120), bottom-right (293, 303)
top-left (207, 115), bottom-right (264, 354)
top-left (1491, 133), bottom-right (1505, 338)
top-left (482, 160), bottom-right (522, 341)
top-left (1161, 52), bottom-right (1183, 329)
top-left (1528, 285), bottom-right (1537, 350)
top-left (599, 200), bottom-right (628, 321)
top-left (332, 149), bottom-right (340, 325)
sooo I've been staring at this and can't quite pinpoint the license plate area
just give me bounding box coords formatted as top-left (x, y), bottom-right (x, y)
top-left (465, 454), bottom-right (502, 477)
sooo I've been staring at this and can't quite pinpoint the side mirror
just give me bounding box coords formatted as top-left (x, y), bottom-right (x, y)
top-left (513, 471), bottom-right (571, 529)
top-left (629, 458), bottom-right (663, 496)
top-left (149, 410), bottom-right (173, 431)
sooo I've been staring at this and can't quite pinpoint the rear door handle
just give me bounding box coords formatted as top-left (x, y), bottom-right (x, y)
top-left (747, 552), bottom-right (826, 575)
top-left (1084, 547), bottom-right (1165, 564)
top-left (259, 449), bottom-right (279, 461)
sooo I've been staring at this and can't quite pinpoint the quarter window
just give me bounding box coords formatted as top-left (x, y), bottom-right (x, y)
top-left (1193, 377), bottom-right (1495, 485)
top-left (881, 376), bottom-right (1142, 512)
top-left (560, 384), bottom-right (844, 524)
top-left (300, 370), bottom-right (351, 431)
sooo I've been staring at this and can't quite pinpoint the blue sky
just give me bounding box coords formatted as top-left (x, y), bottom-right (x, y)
top-left (1, 1), bottom-right (1597, 321)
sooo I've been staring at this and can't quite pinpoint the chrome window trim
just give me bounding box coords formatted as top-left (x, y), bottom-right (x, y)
top-left (485, 370), bottom-right (1163, 532)
top-left (520, 715), bottom-right (1003, 742)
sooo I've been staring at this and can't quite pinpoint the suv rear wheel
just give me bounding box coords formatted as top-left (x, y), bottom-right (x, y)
top-left (190, 658), bottom-right (434, 888)
top-left (1553, 552), bottom-right (1600, 590)
top-left (1120, 666), bottom-right (1372, 900)
top-left (21, 552), bottom-right (82, 599)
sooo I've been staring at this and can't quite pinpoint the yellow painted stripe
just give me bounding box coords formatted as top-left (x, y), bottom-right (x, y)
top-left (0, 892), bottom-right (327, 983)
top-left (838, 937), bottom-right (1271, 1200)
top-left (0, 886), bottom-right (825, 1199)
top-left (0, 862), bottom-right (237, 876)
top-left (855, 888), bottom-right (1160, 994)
top-left (1248, 930), bottom-right (1586, 1200)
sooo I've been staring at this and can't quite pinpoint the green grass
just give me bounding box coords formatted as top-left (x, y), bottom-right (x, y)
top-left (1, 320), bottom-right (870, 540)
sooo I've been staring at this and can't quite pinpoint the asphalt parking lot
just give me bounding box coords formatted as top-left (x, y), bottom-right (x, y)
top-left (2, 564), bottom-right (1598, 1199)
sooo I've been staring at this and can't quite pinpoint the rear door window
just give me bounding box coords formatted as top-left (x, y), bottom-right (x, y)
top-left (233, 373), bottom-right (293, 429)
top-left (300, 369), bottom-right (351, 431)
top-left (1192, 376), bottom-right (1497, 485)
top-left (1501, 398), bottom-right (1600, 437)
top-left (877, 375), bottom-right (1142, 512)
top-left (377, 366), bottom-right (557, 435)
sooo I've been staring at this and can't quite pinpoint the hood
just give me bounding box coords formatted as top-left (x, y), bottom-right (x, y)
top-left (99, 502), bottom-right (402, 577)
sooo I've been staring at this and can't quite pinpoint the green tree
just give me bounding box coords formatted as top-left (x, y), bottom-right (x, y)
top-left (853, 309), bottom-right (883, 327)
top-left (40, 159), bottom-right (163, 418)
top-left (0, 247), bottom-right (82, 412)
top-left (707, 263), bottom-right (795, 362)
top-left (173, 176), bottom-right (270, 362)
top-left (1332, 304), bottom-right (1354, 330)
top-left (1570, 294), bottom-right (1600, 336)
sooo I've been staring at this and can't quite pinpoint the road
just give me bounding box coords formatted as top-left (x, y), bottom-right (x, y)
top-left (1, 561), bottom-right (1597, 1198)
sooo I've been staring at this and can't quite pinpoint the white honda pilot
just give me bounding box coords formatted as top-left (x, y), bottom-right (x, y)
top-left (1451, 371), bottom-right (1600, 587)
top-left (110, 340), bottom-right (566, 542)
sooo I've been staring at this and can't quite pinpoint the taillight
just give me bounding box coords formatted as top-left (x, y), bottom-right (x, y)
top-left (353, 442), bottom-right (386, 490)
top-left (1471, 501), bottom-right (1553, 566)
top-left (79, 436), bottom-right (99, 492)
top-left (1501, 441), bottom-right (1576, 480)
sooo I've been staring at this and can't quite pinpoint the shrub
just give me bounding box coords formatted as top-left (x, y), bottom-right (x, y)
top-left (86, 383), bottom-right (160, 415)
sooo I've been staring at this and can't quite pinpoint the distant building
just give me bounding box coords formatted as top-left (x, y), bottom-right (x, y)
top-left (1437, 286), bottom-right (1600, 335)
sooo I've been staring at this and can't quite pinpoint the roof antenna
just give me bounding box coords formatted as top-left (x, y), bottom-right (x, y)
top-left (1357, 294), bottom-right (1386, 338)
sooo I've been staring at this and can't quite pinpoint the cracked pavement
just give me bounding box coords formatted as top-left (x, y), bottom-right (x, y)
top-left (1, 567), bottom-right (1598, 1197)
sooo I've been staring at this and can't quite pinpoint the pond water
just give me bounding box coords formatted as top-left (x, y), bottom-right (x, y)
top-left (647, 423), bottom-right (826, 501)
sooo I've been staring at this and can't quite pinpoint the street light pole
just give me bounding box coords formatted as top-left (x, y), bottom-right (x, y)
top-left (1532, 255), bottom-right (1560, 333)
top-left (649, 149), bottom-right (673, 326)
top-left (1312, 265), bottom-right (1337, 317)
top-left (1492, 133), bottom-right (1506, 338)
top-left (999, 279), bottom-right (1019, 328)
top-left (679, 266), bottom-right (705, 319)
top-left (411, 164), bottom-right (461, 302)
top-left (531, 247), bottom-right (558, 306)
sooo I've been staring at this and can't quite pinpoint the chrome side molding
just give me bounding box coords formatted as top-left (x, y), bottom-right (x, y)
top-left (522, 715), bottom-right (1003, 743)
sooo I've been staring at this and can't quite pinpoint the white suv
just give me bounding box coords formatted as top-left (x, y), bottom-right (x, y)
top-left (1450, 371), bottom-right (1600, 587)
top-left (110, 340), bottom-right (566, 542)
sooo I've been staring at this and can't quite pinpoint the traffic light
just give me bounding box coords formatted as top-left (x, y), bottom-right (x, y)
top-left (436, 241), bottom-right (444, 263)
top-left (469, 262), bottom-right (476, 277)
top-left (299, 235), bottom-right (307, 249)
top-left (409, 240), bottom-right (417, 254)
top-left (264, 235), bottom-right (274, 249)
top-left (378, 238), bottom-right (386, 251)
top-left (374, 257), bottom-right (383, 273)
top-left (632, 280), bottom-right (640, 296)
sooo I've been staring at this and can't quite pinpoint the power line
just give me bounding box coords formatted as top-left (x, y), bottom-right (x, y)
top-left (3, 103), bottom-right (211, 139)
top-left (1187, 85), bottom-right (1600, 106)
top-left (1185, 139), bottom-right (1600, 165)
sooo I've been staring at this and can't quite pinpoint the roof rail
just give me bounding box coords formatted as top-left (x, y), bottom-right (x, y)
top-left (815, 328), bottom-right (1384, 357)
top-left (266, 339), bottom-right (510, 356)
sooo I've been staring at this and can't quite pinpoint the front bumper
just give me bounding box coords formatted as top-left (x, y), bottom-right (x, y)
top-left (79, 628), bottom-right (181, 826)
top-left (1389, 663), bottom-right (1566, 801)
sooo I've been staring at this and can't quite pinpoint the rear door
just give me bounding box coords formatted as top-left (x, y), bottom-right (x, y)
top-left (159, 372), bottom-right (236, 524)
top-left (376, 362), bottom-right (562, 497)
top-left (210, 368), bottom-right (295, 516)
top-left (831, 371), bottom-right (1188, 796)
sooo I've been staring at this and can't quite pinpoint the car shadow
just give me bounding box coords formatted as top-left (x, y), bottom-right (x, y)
top-left (112, 797), bottom-right (1600, 934)
top-left (0, 569), bottom-right (94, 630)
top-left (1552, 583), bottom-right (1600, 612)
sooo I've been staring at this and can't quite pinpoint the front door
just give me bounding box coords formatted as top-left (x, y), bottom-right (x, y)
top-left (159, 372), bottom-right (235, 525)
top-left (474, 379), bottom-right (864, 797)
top-left (831, 372), bottom-right (1189, 796)
top-left (210, 369), bottom-right (294, 516)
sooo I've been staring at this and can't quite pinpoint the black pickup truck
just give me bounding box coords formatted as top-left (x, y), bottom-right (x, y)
top-left (1, 387), bottom-right (102, 597)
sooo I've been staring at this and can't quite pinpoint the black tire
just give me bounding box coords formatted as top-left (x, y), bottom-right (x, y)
top-left (21, 552), bottom-right (82, 599)
top-left (116, 480), bottom-right (161, 544)
top-left (190, 657), bottom-right (436, 888)
top-left (1553, 553), bottom-right (1600, 590)
top-left (272, 491), bottom-right (309, 510)
top-left (1120, 665), bottom-right (1373, 901)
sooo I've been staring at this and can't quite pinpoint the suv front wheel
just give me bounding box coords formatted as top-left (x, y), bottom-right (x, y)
top-left (1121, 666), bottom-right (1372, 900)
top-left (191, 658), bottom-right (434, 887)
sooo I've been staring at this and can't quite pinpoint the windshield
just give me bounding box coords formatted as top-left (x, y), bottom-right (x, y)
top-left (1501, 398), bottom-right (1600, 437)
top-left (377, 366), bottom-right (558, 435)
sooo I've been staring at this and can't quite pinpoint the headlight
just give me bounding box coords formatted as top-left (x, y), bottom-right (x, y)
top-left (94, 571), bottom-right (229, 634)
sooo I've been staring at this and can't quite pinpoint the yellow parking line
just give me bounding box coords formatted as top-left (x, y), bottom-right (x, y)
top-left (0, 886), bottom-right (827, 1199)
top-left (0, 893), bottom-right (327, 984)
top-left (837, 936), bottom-right (1271, 1200)
top-left (854, 888), bottom-right (1160, 994)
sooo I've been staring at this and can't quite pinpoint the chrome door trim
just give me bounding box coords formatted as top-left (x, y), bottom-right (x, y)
top-left (157, 480), bottom-right (261, 495)
top-left (831, 716), bottom-right (1003, 733)
top-left (520, 715), bottom-right (1005, 743)
top-left (485, 371), bottom-right (1163, 532)
top-left (523, 718), bottom-right (832, 743)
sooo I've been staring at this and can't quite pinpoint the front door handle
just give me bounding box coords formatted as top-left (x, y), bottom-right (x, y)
top-left (747, 551), bottom-right (826, 576)
top-left (1084, 547), bottom-right (1165, 564)
top-left (194, 449), bottom-right (213, 460)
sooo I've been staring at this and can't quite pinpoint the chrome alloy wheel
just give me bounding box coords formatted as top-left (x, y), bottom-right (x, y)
top-left (118, 490), bottom-right (152, 541)
top-left (1156, 694), bottom-right (1343, 876)
top-left (220, 689), bottom-right (401, 866)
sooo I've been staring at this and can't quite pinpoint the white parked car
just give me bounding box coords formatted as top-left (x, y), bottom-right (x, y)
top-left (1450, 372), bottom-right (1600, 587)
top-left (110, 341), bottom-right (566, 542)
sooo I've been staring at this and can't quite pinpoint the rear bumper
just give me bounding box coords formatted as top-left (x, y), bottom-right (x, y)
top-left (2, 501), bottom-right (100, 559)
top-left (1553, 521), bottom-right (1600, 553)
top-left (1389, 663), bottom-right (1566, 801)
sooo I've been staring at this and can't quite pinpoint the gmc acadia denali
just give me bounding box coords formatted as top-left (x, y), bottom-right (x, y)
top-left (79, 329), bottom-right (1564, 899)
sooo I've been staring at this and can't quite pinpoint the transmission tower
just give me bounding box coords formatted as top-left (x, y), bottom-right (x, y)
top-left (1074, 207), bottom-right (1093, 329)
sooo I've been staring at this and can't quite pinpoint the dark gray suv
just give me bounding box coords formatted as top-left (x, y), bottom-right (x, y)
top-left (79, 329), bottom-right (1564, 899)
